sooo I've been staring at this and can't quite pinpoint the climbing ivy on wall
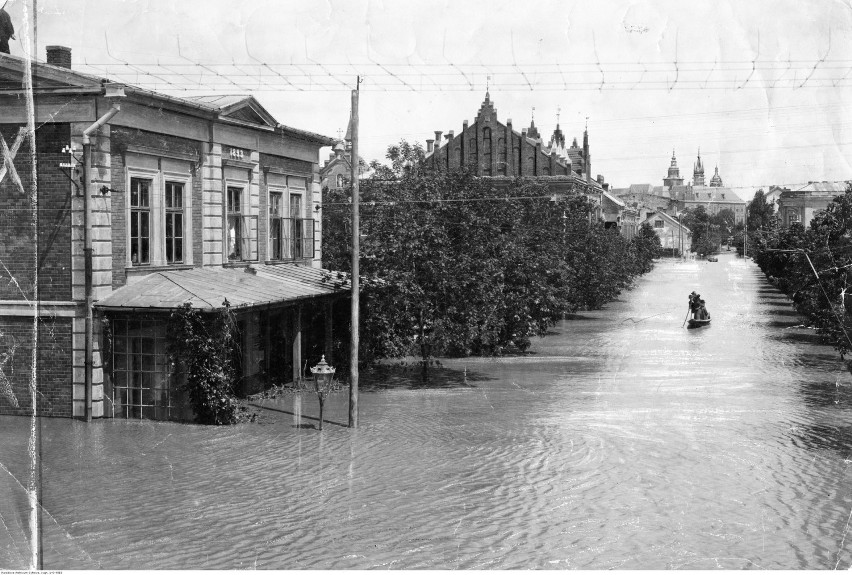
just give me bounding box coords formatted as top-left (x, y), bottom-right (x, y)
top-left (166, 301), bottom-right (241, 425)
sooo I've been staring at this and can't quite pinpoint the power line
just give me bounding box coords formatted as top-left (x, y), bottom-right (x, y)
top-left (48, 56), bottom-right (852, 93)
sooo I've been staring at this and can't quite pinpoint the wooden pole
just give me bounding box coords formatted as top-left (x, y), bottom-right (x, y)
top-left (349, 78), bottom-right (360, 428)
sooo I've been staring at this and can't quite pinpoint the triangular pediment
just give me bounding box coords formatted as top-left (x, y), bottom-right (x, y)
top-left (220, 97), bottom-right (278, 128)
top-left (0, 54), bottom-right (105, 92)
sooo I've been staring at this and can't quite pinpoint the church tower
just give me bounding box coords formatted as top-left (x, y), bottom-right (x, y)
top-left (709, 164), bottom-right (723, 187)
top-left (663, 149), bottom-right (684, 189)
top-left (693, 149), bottom-right (705, 187)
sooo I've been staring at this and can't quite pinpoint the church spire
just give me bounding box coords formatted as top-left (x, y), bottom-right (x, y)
top-left (526, 106), bottom-right (540, 140)
top-left (693, 148), bottom-right (705, 187)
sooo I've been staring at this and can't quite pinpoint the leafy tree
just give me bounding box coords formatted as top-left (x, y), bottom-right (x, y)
top-left (747, 189), bottom-right (775, 232)
top-left (630, 222), bottom-right (663, 273)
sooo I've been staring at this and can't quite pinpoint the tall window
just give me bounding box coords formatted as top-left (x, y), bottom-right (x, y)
top-left (165, 182), bottom-right (184, 264)
top-left (482, 128), bottom-right (492, 176)
top-left (130, 178), bottom-right (151, 265)
top-left (290, 193), bottom-right (304, 259)
top-left (227, 186), bottom-right (242, 260)
top-left (269, 191), bottom-right (283, 260)
top-left (336, 174), bottom-right (344, 188)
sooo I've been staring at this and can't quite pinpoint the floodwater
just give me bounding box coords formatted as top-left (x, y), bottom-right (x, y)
top-left (3, 252), bottom-right (852, 569)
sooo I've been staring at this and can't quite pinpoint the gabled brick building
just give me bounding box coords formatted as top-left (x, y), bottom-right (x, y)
top-left (421, 92), bottom-right (615, 225)
top-left (0, 47), bottom-right (346, 420)
top-left (424, 92), bottom-right (606, 187)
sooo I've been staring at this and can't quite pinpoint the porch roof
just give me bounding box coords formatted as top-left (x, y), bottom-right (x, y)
top-left (95, 265), bottom-right (350, 312)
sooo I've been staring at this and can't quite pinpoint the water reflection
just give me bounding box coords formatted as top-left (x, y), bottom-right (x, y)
top-left (2, 253), bottom-right (852, 569)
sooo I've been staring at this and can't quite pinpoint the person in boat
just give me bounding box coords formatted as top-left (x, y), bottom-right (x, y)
top-left (696, 298), bottom-right (710, 320)
top-left (688, 292), bottom-right (701, 319)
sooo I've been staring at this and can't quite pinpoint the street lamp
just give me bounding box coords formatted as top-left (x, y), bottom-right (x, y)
top-left (311, 355), bottom-right (336, 430)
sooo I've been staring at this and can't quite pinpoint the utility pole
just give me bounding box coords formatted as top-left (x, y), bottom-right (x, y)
top-left (349, 77), bottom-right (360, 428)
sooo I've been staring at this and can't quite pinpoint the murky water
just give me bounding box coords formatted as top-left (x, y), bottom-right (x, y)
top-left (4, 253), bottom-right (852, 569)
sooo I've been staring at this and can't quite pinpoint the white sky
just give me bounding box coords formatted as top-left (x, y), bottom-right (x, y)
top-left (5, 0), bottom-right (852, 199)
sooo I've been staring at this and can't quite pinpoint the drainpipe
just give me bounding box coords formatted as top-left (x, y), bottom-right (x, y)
top-left (81, 85), bottom-right (124, 422)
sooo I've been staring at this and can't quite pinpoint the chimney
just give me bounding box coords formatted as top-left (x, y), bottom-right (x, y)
top-left (46, 45), bottom-right (72, 69)
top-left (434, 131), bottom-right (443, 145)
top-left (426, 139), bottom-right (434, 153)
top-left (447, 130), bottom-right (454, 139)
top-left (463, 120), bottom-right (468, 132)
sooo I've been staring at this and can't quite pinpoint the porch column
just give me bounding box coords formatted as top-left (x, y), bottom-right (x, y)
top-left (292, 304), bottom-right (302, 382)
top-left (324, 300), bottom-right (334, 364)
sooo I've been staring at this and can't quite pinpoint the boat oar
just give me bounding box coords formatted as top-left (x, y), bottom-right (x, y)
top-left (681, 306), bottom-right (691, 328)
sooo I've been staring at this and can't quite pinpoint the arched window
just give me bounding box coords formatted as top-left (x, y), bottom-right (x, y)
top-left (482, 128), bottom-right (492, 175)
top-left (336, 174), bottom-right (344, 188)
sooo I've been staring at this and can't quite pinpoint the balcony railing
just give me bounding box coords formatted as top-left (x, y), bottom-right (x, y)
top-left (227, 214), bottom-right (258, 262)
top-left (269, 217), bottom-right (315, 261)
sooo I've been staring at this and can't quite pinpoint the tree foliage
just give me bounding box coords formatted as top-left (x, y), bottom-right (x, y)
top-left (750, 185), bottom-right (852, 362)
top-left (323, 140), bottom-right (661, 365)
top-left (679, 206), bottom-right (737, 255)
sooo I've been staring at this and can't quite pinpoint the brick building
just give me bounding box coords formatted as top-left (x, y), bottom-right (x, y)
top-left (422, 93), bottom-right (612, 221)
top-left (319, 137), bottom-right (366, 191)
top-left (0, 47), bottom-right (346, 420)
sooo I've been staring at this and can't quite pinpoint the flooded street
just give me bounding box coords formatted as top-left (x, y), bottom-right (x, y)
top-left (4, 252), bottom-right (852, 569)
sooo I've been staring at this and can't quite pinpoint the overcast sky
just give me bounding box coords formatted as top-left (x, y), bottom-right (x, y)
top-left (4, 0), bottom-right (852, 198)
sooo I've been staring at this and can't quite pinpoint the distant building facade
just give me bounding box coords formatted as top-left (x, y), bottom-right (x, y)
top-left (320, 137), bottom-right (366, 190)
top-left (611, 150), bottom-right (746, 225)
top-left (777, 181), bottom-right (851, 228)
top-left (646, 211), bottom-right (692, 256)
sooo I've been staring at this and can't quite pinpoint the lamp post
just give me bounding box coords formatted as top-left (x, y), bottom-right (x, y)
top-left (311, 355), bottom-right (336, 431)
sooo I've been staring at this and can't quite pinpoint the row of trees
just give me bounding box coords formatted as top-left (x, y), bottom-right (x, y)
top-left (323, 141), bottom-right (662, 366)
top-left (748, 185), bottom-right (852, 363)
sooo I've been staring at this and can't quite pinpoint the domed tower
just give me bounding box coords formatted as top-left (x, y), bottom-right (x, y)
top-left (693, 149), bottom-right (705, 187)
top-left (709, 164), bottom-right (723, 187)
top-left (663, 149), bottom-right (684, 189)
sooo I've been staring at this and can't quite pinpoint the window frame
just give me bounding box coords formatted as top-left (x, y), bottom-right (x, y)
top-left (266, 176), bottom-right (314, 262)
top-left (162, 173), bottom-right (192, 265)
top-left (125, 165), bottom-right (193, 269)
top-left (268, 187), bottom-right (286, 261)
top-left (226, 183), bottom-right (245, 261)
top-left (128, 175), bottom-right (153, 266)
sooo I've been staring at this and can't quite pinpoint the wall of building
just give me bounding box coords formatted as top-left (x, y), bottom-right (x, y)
top-left (0, 123), bottom-right (77, 416)
top-left (0, 316), bottom-right (73, 417)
